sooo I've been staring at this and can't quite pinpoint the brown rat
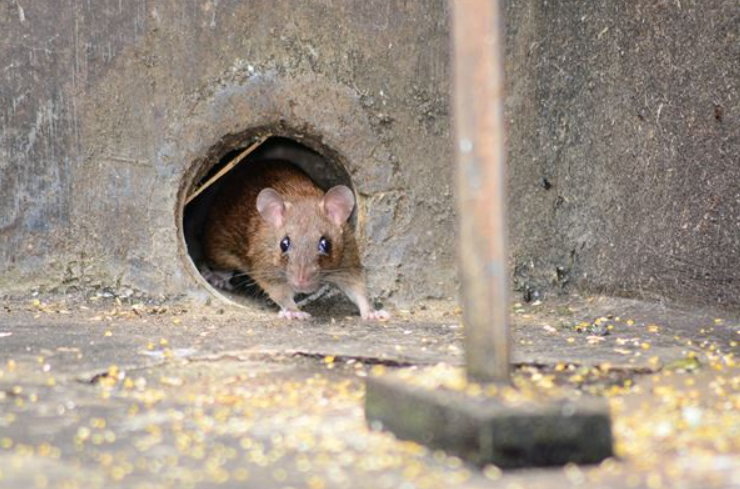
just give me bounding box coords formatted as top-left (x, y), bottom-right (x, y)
top-left (202, 159), bottom-right (389, 321)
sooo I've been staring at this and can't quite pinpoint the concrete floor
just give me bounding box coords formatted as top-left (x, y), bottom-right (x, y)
top-left (0, 293), bottom-right (739, 488)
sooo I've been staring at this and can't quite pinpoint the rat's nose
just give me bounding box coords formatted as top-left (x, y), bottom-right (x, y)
top-left (292, 268), bottom-right (315, 291)
top-left (297, 269), bottom-right (308, 284)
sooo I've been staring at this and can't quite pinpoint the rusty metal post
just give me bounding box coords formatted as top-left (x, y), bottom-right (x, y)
top-left (451, 0), bottom-right (510, 383)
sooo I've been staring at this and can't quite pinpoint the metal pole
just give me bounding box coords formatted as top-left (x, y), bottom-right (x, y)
top-left (451, 0), bottom-right (510, 383)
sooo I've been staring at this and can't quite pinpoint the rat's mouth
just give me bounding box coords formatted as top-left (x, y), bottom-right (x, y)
top-left (292, 282), bottom-right (320, 294)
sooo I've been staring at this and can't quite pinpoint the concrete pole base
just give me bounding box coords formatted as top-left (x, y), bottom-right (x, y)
top-left (365, 376), bottom-right (614, 468)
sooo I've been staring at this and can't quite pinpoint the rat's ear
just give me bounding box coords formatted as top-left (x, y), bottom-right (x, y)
top-left (322, 185), bottom-right (355, 226)
top-left (257, 188), bottom-right (286, 228)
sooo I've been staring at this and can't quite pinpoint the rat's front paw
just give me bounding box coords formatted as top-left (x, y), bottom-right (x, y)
top-left (201, 268), bottom-right (235, 291)
top-left (362, 309), bottom-right (391, 321)
top-left (279, 310), bottom-right (312, 320)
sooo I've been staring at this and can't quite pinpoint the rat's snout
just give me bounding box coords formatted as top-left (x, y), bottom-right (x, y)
top-left (290, 265), bottom-right (319, 293)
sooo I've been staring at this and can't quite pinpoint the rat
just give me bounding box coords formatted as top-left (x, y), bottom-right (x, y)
top-left (201, 159), bottom-right (390, 321)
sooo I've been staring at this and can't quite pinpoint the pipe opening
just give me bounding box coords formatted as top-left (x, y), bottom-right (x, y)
top-left (181, 132), bottom-right (356, 309)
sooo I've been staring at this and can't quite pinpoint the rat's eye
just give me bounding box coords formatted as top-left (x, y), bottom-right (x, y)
top-left (280, 236), bottom-right (291, 253)
top-left (318, 236), bottom-right (331, 255)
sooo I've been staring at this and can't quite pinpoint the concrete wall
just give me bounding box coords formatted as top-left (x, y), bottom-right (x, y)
top-left (2, 1), bottom-right (738, 311)
top-left (0, 0), bottom-right (454, 305)
top-left (505, 0), bottom-right (739, 310)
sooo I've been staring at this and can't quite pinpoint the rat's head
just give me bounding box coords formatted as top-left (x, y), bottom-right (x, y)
top-left (256, 185), bottom-right (354, 293)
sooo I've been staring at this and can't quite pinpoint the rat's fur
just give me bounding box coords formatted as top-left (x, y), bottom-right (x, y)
top-left (203, 159), bottom-right (388, 320)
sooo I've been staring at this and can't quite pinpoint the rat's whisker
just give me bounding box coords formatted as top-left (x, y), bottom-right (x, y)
top-left (231, 270), bottom-right (285, 280)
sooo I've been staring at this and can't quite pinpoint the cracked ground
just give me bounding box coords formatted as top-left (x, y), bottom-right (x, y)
top-left (0, 293), bottom-right (739, 488)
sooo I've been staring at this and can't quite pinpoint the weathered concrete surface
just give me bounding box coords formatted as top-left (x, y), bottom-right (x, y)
top-left (505, 0), bottom-right (740, 310)
top-left (0, 1), bottom-right (453, 306)
top-left (2, 292), bottom-right (734, 380)
top-left (0, 294), bottom-right (738, 488)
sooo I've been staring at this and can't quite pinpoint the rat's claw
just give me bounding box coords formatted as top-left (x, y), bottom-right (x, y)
top-left (363, 309), bottom-right (391, 321)
top-left (279, 310), bottom-right (312, 320)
